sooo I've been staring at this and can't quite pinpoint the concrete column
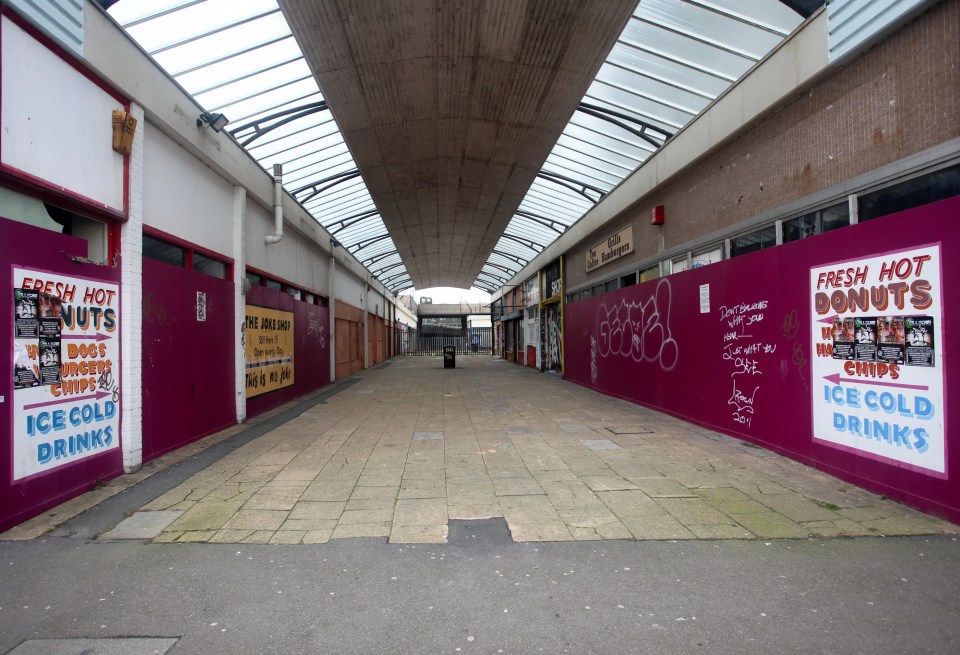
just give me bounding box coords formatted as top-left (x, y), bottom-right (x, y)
top-left (328, 255), bottom-right (336, 383)
top-left (120, 103), bottom-right (145, 474)
top-left (232, 186), bottom-right (247, 424)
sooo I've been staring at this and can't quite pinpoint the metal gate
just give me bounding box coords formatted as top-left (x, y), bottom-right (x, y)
top-left (400, 326), bottom-right (492, 355)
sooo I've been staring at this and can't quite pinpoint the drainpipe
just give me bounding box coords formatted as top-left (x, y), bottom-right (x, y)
top-left (265, 163), bottom-right (284, 244)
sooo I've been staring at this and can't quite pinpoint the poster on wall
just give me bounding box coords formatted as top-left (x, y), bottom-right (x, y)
top-left (12, 268), bottom-right (121, 481)
top-left (245, 305), bottom-right (294, 398)
top-left (810, 245), bottom-right (944, 474)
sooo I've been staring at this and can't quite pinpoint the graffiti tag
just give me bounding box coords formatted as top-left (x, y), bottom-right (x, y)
top-left (595, 278), bottom-right (679, 371)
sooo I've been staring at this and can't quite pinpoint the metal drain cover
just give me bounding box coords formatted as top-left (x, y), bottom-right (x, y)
top-left (605, 426), bottom-right (652, 435)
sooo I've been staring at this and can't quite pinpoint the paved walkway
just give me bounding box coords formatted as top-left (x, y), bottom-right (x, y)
top-left (95, 356), bottom-right (956, 546)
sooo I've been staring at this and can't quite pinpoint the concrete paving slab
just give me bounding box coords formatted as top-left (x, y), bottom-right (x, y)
top-left (42, 356), bottom-right (956, 546)
top-left (98, 511), bottom-right (182, 540)
top-left (7, 638), bottom-right (179, 654)
top-left (580, 439), bottom-right (622, 451)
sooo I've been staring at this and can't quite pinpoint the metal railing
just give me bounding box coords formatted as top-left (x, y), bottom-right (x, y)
top-left (399, 327), bottom-right (492, 356)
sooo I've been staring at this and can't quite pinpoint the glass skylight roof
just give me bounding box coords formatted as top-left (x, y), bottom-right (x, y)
top-left (476, 0), bottom-right (804, 292)
top-left (108, 0), bottom-right (806, 296)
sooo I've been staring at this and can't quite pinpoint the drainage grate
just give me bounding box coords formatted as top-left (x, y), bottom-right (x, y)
top-left (605, 426), bottom-right (653, 435)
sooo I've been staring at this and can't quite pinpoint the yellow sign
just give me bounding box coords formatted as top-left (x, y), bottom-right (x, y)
top-left (586, 225), bottom-right (634, 273)
top-left (245, 306), bottom-right (294, 397)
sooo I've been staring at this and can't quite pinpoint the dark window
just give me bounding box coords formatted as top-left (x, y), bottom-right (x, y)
top-left (245, 272), bottom-right (262, 289)
top-left (143, 234), bottom-right (184, 267)
top-left (193, 252), bottom-right (228, 279)
top-left (265, 279), bottom-right (282, 290)
top-left (605, 279), bottom-right (619, 293)
top-left (620, 272), bottom-right (637, 288)
top-left (731, 225), bottom-right (776, 258)
top-left (859, 165), bottom-right (960, 222)
top-left (783, 203), bottom-right (850, 243)
top-left (639, 264), bottom-right (659, 282)
top-left (318, 296), bottom-right (329, 308)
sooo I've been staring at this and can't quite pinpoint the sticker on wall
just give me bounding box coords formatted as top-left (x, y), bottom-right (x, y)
top-left (12, 268), bottom-right (121, 480)
top-left (810, 245), bottom-right (944, 474)
top-left (245, 305), bottom-right (294, 398)
top-left (196, 291), bottom-right (207, 322)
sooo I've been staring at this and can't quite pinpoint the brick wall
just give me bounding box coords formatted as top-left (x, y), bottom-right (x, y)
top-left (567, 0), bottom-right (960, 290)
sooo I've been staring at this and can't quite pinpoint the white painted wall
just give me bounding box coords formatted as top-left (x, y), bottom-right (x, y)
top-left (142, 122), bottom-right (234, 255)
top-left (244, 200), bottom-right (329, 293)
top-left (1, 16), bottom-right (124, 213)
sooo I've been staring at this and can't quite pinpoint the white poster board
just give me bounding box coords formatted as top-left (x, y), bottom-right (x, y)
top-left (810, 245), bottom-right (944, 474)
top-left (13, 268), bottom-right (121, 480)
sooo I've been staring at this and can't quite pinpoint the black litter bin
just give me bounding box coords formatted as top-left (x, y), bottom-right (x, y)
top-left (443, 345), bottom-right (456, 369)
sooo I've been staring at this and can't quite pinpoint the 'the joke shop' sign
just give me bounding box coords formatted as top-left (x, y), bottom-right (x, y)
top-left (810, 245), bottom-right (944, 474)
top-left (12, 267), bottom-right (121, 480)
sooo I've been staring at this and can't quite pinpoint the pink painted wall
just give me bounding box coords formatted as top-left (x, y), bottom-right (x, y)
top-left (1, 217), bottom-right (123, 532)
top-left (142, 258), bottom-right (235, 461)
top-left (245, 286), bottom-right (330, 419)
top-left (563, 197), bottom-right (960, 523)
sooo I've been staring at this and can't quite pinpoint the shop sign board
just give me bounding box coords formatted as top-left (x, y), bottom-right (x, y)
top-left (586, 225), bottom-right (634, 273)
top-left (12, 267), bottom-right (121, 480)
top-left (245, 305), bottom-right (294, 398)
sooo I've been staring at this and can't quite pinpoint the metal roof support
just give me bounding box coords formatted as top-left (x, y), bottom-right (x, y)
top-left (229, 101), bottom-right (329, 147)
top-left (501, 233), bottom-right (545, 253)
top-left (381, 271), bottom-right (410, 284)
top-left (326, 208), bottom-right (380, 235)
top-left (349, 233), bottom-right (392, 253)
top-left (483, 262), bottom-right (518, 277)
top-left (576, 102), bottom-right (671, 149)
top-left (514, 210), bottom-right (567, 234)
top-left (150, 9), bottom-right (281, 55)
top-left (373, 261), bottom-right (406, 276)
top-left (536, 170), bottom-right (607, 204)
top-left (294, 170), bottom-right (361, 204)
top-left (362, 249), bottom-right (400, 266)
top-left (491, 249), bottom-right (528, 267)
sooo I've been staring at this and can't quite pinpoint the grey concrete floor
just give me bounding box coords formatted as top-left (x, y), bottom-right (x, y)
top-left (1, 524), bottom-right (959, 654)
top-left (3, 357), bottom-right (960, 654)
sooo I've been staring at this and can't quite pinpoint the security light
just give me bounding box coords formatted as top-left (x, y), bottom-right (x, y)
top-left (197, 112), bottom-right (229, 132)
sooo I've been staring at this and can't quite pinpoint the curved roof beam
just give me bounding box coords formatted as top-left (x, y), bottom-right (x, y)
top-left (484, 262), bottom-right (518, 277)
top-left (326, 208), bottom-right (380, 235)
top-left (349, 233), bottom-right (392, 253)
top-left (491, 250), bottom-right (529, 267)
top-left (514, 210), bottom-right (567, 235)
top-left (501, 233), bottom-right (546, 254)
top-left (229, 101), bottom-right (329, 147)
top-left (576, 102), bottom-right (672, 149)
top-left (362, 249), bottom-right (400, 266)
top-left (294, 170), bottom-right (361, 204)
top-left (536, 171), bottom-right (607, 204)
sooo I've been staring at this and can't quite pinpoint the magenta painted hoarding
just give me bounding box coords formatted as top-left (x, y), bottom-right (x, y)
top-left (245, 285), bottom-right (330, 419)
top-left (1, 217), bottom-right (123, 532)
top-left (142, 258), bottom-right (236, 461)
top-left (563, 197), bottom-right (960, 523)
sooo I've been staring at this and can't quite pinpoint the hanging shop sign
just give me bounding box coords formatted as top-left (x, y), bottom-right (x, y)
top-left (543, 259), bottom-right (562, 301)
top-left (810, 245), bottom-right (944, 474)
top-left (524, 275), bottom-right (540, 307)
top-left (245, 305), bottom-right (294, 398)
top-left (586, 225), bottom-right (634, 273)
top-left (12, 268), bottom-right (121, 480)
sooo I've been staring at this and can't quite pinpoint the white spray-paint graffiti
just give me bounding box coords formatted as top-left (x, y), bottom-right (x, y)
top-left (308, 312), bottom-right (327, 348)
top-left (595, 278), bottom-right (679, 371)
top-left (545, 304), bottom-right (562, 371)
top-left (590, 335), bottom-right (599, 385)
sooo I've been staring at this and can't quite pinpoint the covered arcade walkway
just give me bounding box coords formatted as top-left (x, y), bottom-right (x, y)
top-left (7, 356), bottom-right (952, 545)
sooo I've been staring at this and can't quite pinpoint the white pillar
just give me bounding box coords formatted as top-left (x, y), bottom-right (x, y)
top-left (120, 103), bottom-right (145, 473)
top-left (363, 285), bottom-right (369, 369)
top-left (232, 186), bottom-right (247, 424)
